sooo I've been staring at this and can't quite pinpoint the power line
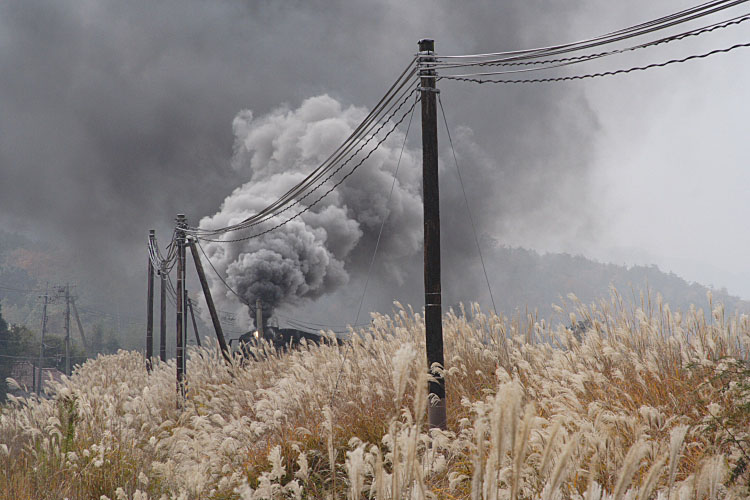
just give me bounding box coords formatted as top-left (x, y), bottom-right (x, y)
top-left (191, 84), bottom-right (419, 239)
top-left (432, 11), bottom-right (750, 75)
top-left (194, 239), bottom-right (248, 305)
top-left (435, 0), bottom-right (747, 61)
top-left (437, 93), bottom-right (497, 315)
top-left (328, 92), bottom-right (418, 412)
top-left (188, 59), bottom-right (420, 236)
top-left (439, 41), bottom-right (750, 84)
top-left (195, 90), bottom-right (421, 244)
top-left (192, 85), bottom-right (419, 239)
top-left (0, 283), bottom-right (44, 294)
top-left (353, 93), bottom-right (417, 328)
top-left (273, 313), bottom-right (369, 330)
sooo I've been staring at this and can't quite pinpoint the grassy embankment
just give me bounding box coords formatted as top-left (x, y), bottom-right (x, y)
top-left (1, 290), bottom-right (748, 499)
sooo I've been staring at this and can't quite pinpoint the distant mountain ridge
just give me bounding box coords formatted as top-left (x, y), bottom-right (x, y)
top-left (477, 245), bottom-right (750, 319)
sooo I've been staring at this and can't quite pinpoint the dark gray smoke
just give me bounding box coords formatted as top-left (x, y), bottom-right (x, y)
top-left (0, 0), bottom-right (601, 329)
top-left (198, 96), bottom-right (423, 328)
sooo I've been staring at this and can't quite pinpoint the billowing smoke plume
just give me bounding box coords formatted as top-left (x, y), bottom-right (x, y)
top-left (198, 95), bottom-right (423, 328)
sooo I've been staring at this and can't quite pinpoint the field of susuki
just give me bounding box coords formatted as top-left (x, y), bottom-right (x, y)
top-left (1, 291), bottom-right (749, 499)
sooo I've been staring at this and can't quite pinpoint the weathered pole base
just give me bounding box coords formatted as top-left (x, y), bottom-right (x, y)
top-left (428, 397), bottom-right (447, 429)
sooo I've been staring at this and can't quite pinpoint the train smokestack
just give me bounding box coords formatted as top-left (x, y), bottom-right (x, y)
top-left (256, 298), bottom-right (263, 339)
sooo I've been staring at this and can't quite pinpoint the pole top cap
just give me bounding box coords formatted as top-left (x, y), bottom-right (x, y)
top-left (418, 39), bottom-right (434, 51)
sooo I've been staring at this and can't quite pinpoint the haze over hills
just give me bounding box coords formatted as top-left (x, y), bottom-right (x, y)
top-left (1, 228), bottom-right (746, 351)
top-left (477, 243), bottom-right (750, 319)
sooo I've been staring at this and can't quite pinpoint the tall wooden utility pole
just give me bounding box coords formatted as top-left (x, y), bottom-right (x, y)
top-left (146, 229), bottom-right (155, 372)
top-left (176, 215), bottom-right (187, 403)
top-left (419, 38), bottom-right (447, 430)
top-left (159, 261), bottom-right (167, 362)
top-left (37, 284), bottom-right (49, 394)
top-left (188, 239), bottom-right (231, 363)
top-left (64, 284), bottom-right (71, 377)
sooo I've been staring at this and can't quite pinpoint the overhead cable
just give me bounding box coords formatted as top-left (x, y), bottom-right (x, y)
top-left (187, 58), bottom-right (419, 236)
top-left (435, 0), bottom-right (747, 61)
top-left (195, 91), bottom-right (421, 244)
top-left (352, 93), bottom-right (417, 329)
top-left (439, 41), bottom-right (750, 84)
top-left (438, 93), bottom-right (497, 314)
top-left (431, 11), bottom-right (750, 74)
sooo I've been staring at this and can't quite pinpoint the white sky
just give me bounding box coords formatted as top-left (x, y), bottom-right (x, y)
top-left (582, 3), bottom-right (750, 298)
top-left (488, 1), bottom-right (750, 299)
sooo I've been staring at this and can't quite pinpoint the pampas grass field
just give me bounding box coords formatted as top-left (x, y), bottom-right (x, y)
top-left (1, 290), bottom-right (749, 499)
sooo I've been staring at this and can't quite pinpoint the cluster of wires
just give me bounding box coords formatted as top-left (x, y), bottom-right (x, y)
top-left (147, 231), bottom-right (181, 307)
top-left (150, 0), bottom-right (750, 337)
top-left (147, 230), bottom-right (178, 274)
top-left (431, 0), bottom-right (750, 84)
top-left (178, 0), bottom-right (750, 246)
top-left (184, 59), bottom-right (420, 243)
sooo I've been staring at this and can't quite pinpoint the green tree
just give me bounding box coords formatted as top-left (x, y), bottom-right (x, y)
top-left (0, 303), bottom-right (11, 401)
top-left (89, 322), bottom-right (121, 356)
top-left (0, 305), bottom-right (35, 401)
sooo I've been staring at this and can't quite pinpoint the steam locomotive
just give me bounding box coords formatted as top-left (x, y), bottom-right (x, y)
top-left (237, 324), bottom-right (341, 351)
top-left (234, 300), bottom-right (342, 358)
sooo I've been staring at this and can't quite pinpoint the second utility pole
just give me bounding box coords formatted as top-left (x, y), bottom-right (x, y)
top-left (419, 38), bottom-right (447, 430)
top-left (176, 214), bottom-right (187, 404)
top-left (146, 230), bottom-right (155, 372)
top-left (37, 284), bottom-right (49, 394)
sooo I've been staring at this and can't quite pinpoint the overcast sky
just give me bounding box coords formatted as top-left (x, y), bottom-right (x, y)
top-left (1, 0), bottom-right (748, 329)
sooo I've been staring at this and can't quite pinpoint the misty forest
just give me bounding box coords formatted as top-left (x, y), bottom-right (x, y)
top-left (1, 1), bottom-right (749, 499)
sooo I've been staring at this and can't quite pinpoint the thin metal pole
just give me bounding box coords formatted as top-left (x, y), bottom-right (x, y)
top-left (146, 230), bottom-right (155, 372)
top-left (419, 38), bottom-right (447, 430)
top-left (188, 240), bottom-right (231, 363)
top-left (176, 215), bottom-right (186, 404)
top-left (37, 284), bottom-right (49, 394)
top-left (65, 284), bottom-right (71, 377)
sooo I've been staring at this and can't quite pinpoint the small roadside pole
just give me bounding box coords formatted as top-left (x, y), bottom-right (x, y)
top-left (419, 38), bottom-right (447, 430)
top-left (146, 229), bottom-right (155, 372)
top-left (37, 284), bottom-right (49, 394)
top-left (64, 284), bottom-right (71, 377)
top-left (175, 215), bottom-right (187, 404)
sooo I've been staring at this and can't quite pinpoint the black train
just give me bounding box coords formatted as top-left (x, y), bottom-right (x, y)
top-left (237, 325), bottom-right (343, 359)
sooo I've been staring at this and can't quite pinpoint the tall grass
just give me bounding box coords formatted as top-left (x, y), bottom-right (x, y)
top-left (1, 290), bottom-right (748, 499)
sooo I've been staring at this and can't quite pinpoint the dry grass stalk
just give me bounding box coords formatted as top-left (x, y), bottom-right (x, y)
top-left (0, 289), bottom-right (747, 499)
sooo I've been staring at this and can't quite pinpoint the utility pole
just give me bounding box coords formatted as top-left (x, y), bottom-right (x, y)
top-left (176, 215), bottom-right (187, 404)
top-left (160, 261), bottom-right (167, 362)
top-left (65, 284), bottom-right (71, 377)
top-left (419, 38), bottom-right (447, 430)
top-left (37, 284), bottom-right (49, 394)
top-left (188, 239), bottom-right (231, 363)
top-left (146, 230), bottom-right (155, 372)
